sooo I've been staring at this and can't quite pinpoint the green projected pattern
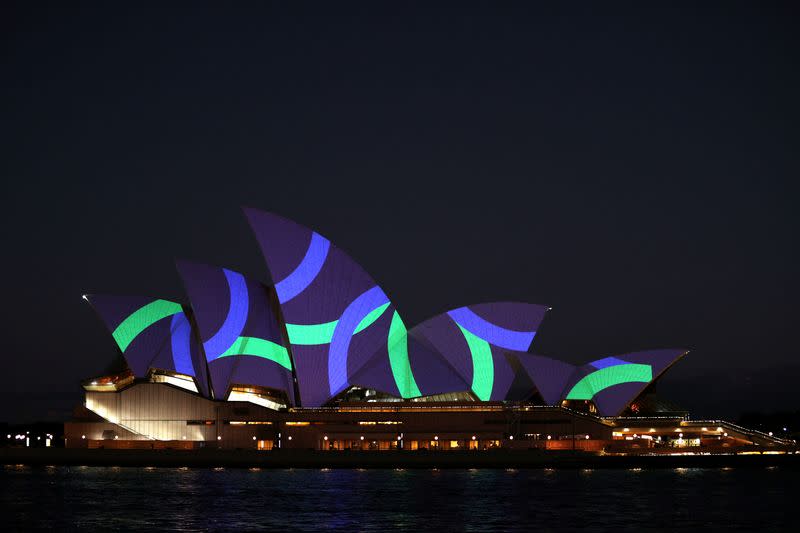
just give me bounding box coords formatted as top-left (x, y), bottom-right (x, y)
top-left (355, 302), bottom-right (391, 334)
top-left (218, 336), bottom-right (292, 370)
top-left (565, 364), bottom-right (653, 400)
top-left (285, 302), bottom-right (391, 345)
top-left (285, 321), bottom-right (337, 345)
top-left (112, 300), bottom-right (183, 352)
top-left (456, 324), bottom-right (494, 401)
top-left (387, 311), bottom-right (421, 399)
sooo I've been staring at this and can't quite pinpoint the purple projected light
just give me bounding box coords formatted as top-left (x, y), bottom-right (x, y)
top-left (169, 313), bottom-right (194, 376)
top-left (244, 208), bottom-right (401, 406)
top-left (84, 294), bottom-right (210, 396)
top-left (202, 269), bottom-right (249, 360)
top-left (590, 356), bottom-right (629, 369)
top-left (176, 260), bottom-right (294, 404)
top-left (516, 354), bottom-right (576, 405)
top-left (562, 349), bottom-right (689, 416)
top-left (274, 232), bottom-right (330, 304)
top-left (411, 302), bottom-right (550, 401)
top-left (328, 285), bottom-right (390, 396)
top-left (447, 306), bottom-right (537, 351)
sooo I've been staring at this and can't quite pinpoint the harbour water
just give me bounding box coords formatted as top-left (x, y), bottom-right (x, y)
top-left (1, 465), bottom-right (793, 530)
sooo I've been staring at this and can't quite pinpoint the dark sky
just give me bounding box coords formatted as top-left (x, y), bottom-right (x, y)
top-left (2, 1), bottom-right (798, 422)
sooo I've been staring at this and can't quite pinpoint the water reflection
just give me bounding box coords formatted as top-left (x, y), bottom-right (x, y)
top-left (0, 466), bottom-right (792, 531)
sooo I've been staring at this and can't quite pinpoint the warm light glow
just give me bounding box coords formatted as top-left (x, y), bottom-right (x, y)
top-left (217, 436), bottom-right (222, 440)
top-left (324, 436), bottom-right (328, 441)
top-left (228, 389), bottom-right (284, 411)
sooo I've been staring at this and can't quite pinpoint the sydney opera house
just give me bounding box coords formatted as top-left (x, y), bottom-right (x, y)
top-left (65, 209), bottom-right (786, 453)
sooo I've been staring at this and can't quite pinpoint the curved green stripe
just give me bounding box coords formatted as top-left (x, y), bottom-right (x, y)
top-left (354, 302), bottom-right (390, 335)
top-left (112, 300), bottom-right (183, 352)
top-left (387, 311), bottom-right (421, 399)
top-left (565, 363), bottom-right (652, 400)
top-left (285, 321), bottom-right (337, 345)
top-left (456, 323), bottom-right (494, 401)
top-left (217, 336), bottom-right (292, 370)
top-left (285, 302), bottom-right (391, 346)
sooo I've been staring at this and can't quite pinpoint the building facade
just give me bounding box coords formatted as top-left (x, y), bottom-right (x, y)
top-left (65, 209), bottom-right (792, 453)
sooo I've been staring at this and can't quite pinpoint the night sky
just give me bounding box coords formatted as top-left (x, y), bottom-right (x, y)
top-left (3, 2), bottom-right (798, 422)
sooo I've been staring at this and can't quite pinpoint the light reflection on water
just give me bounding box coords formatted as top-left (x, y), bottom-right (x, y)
top-left (0, 466), bottom-right (794, 531)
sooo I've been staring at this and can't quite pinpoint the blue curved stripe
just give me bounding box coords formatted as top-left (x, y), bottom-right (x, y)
top-left (203, 269), bottom-right (249, 360)
top-left (590, 356), bottom-right (628, 369)
top-left (275, 232), bottom-right (330, 304)
top-left (327, 286), bottom-right (390, 396)
top-left (170, 312), bottom-right (194, 375)
top-left (446, 307), bottom-right (535, 351)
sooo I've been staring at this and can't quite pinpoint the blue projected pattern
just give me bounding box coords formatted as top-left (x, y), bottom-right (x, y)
top-left (203, 269), bottom-right (250, 361)
top-left (589, 356), bottom-right (629, 369)
top-left (328, 286), bottom-right (391, 397)
top-left (446, 307), bottom-right (536, 351)
top-left (169, 313), bottom-right (194, 375)
top-left (274, 232), bottom-right (330, 304)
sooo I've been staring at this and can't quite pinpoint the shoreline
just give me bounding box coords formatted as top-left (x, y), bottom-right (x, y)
top-left (2, 448), bottom-right (797, 469)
